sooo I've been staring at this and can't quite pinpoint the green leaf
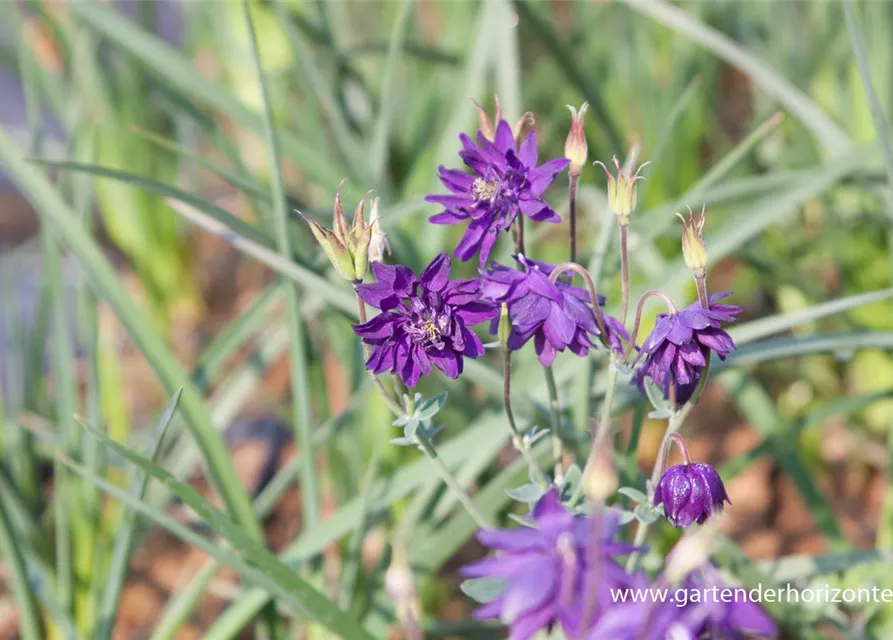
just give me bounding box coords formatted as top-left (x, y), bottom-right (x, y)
top-left (460, 578), bottom-right (504, 604)
top-left (505, 483), bottom-right (546, 504)
top-left (71, 420), bottom-right (374, 639)
top-left (617, 487), bottom-right (648, 504)
top-left (95, 388), bottom-right (182, 640)
top-left (415, 392), bottom-right (448, 420)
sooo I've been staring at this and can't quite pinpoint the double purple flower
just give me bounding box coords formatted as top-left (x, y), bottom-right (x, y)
top-left (633, 293), bottom-right (741, 405)
top-left (352, 253), bottom-right (497, 388)
top-left (426, 119), bottom-right (569, 266)
top-left (481, 255), bottom-right (627, 367)
top-left (462, 489), bottom-right (636, 640)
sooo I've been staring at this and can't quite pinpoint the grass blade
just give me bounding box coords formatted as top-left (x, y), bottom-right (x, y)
top-left (67, 1), bottom-right (344, 190)
top-left (620, 0), bottom-right (852, 154)
top-left (369, 0), bottom-right (413, 185)
top-left (95, 388), bottom-right (182, 640)
top-left (0, 124), bottom-right (262, 540)
top-left (243, 0), bottom-right (319, 528)
top-left (0, 498), bottom-right (42, 640)
top-left (69, 421), bottom-right (374, 640)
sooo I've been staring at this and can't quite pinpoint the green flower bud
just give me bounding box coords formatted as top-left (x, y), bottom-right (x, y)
top-left (677, 205), bottom-right (708, 278)
top-left (497, 303), bottom-right (512, 352)
top-left (565, 103), bottom-right (589, 176)
top-left (595, 155), bottom-right (648, 226)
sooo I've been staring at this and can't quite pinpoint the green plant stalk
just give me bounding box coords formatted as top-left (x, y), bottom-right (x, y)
top-left (543, 365), bottom-right (563, 483)
top-left (619, 224), bottom-right (631, 325)
top-left (355, 296), bottom-right (489, 528)
top-left (569, 172), bottom-right (580, 263)
top-left (0, 498), bottom-right (41, 640)
top-left (243, 0), bottom-right (319, 531)
top-left (503, 352), bottom-right (549, 487)
top-left (626, 403), bottom-right (695, 573)
top-left (415, 434), bottom-right (491, 530)
top-left (573, 362), bottom-right (619, 506)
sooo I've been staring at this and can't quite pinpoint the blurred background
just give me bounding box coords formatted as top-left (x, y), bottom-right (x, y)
top-left (1, 1), bottom-right (893, 638)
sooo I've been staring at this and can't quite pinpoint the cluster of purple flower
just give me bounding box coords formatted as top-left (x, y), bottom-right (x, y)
top-left (464, 490), bottom-right (776, 640)
top-left (303, 106), bottom-right (761, 639)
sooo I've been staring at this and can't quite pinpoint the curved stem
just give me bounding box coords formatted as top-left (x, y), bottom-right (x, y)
top-left (619, 224), bottom-right (630, 325)
top-left (504, 352), bottom-right (550, 486)
top-left (625, 404), bottom-right (696, 573)
top-left (622, 290), bottom-right (679, 362)
top-left (665, 432), bottom-right (691, 465)
top-left (569, 172), bottom-right (580, 263)
top-left (696, 274), bottom-right (709, 309)
top-left (355, 290), bottom-right (492, 529)
top-left (543, 366), bottom-right (564, 484)
top-left (549, 262), bottom-right (609, 340)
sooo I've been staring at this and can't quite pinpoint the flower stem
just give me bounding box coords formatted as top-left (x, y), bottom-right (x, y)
top-left (622, 290), bottom-right (679, 362)
top-left (619, 224), bottom-right (630, 325)
top-left (504, 351), bottom-right (550, 487)
top-left (696, 274), bottom-right (709, 309)
top-left (569, 172), bottom-right (580, 263)
top-left (514, 216), bottom-right (526, 255)
top-left (549, 262), bottom-right (609, 341)
top-left (543, 365), bottom-right (564, 483)
top-left (416, 434), bottom-right (491, 530)
top-left (625, 404), bottom-right (695, 572)
top-left (665, 432), bottom-right (691, 465)
top-left (355, 291), bottom-right (491, 529)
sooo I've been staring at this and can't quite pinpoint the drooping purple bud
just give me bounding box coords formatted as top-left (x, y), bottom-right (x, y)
top-left (652, 462), bottom-right (730, 528)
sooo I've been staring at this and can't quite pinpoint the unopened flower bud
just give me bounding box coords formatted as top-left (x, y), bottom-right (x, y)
top-left (367, 197), bottom-right (390, 264)
top-left (653, 461), bottom-right (729, 528)
top-left (385, 537), bottom-right (422, 635)
top-left (595, 155), bottom-right (648, 226)
top-left (472, 95), bottom-right (503, 142)
top-left (299, 182), bottom-right (379, 282)
top-left (677, 205), bottom-right (708, 278)
top-left (497, 303), bottom-right (512, 353)
top-left (513, 111), bottom-right (536, 144)
top-left (564, 103), bottom-right (589, 175)
top-left (582, 437), bottom-right (618, 502)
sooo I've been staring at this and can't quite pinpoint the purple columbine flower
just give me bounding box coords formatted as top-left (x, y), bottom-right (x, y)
top-left (352, 253), bottom-right (497, 388)
top-left (683, 567), bottom-right (778, 639)
top-left (633, 292), bottom-right (741, 405)
top-left (425, 119), bottom-right (569, 266)
top-left (461, 489), bottom-right (635, 640)
top-left (480, 255), bottom-right (628, 367)
top-left (653, 462), bottom-right (731, 528)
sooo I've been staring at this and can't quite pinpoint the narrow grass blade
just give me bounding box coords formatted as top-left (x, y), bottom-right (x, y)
top-left (149, 560), bottom-right (219, 640)
top-left (0, 498), bottom-right (42, 640)
top-left (621, 0), bottom-right (852, 154)
top-left (191, 284), bottom-right (284, 392)
top-left (94, 388), bottom-right (182, 640)
top-left (0, 124), bottom-right (262, 540)
top-left (67, 2), bottom-right (343, 190)
top-left (369, 0), bottom-right (413, 185)
top-left (512, 0), bottom-right (622, 151)
top-left (243, 0), bottom-right (319, 528)
top-left (719, 370), bottom-right (845, 548)
top-left (29, 159), bottom-right (274, 249)
top-left (68, 422), bottom-right (373, 640)
top-left (730, 288), bottom-right (893, 345)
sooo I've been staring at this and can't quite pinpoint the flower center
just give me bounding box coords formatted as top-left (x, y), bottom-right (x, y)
top-left (472, 178), bottom-right (497, 202)
top-left (405, 306), bottom-right (451, 351)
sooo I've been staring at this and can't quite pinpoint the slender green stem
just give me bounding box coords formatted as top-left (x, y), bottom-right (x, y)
top-left (696, 274), bottom-right (709, 309)
top-left (504, 351), bottom-right (550, 487)
top-left (514, 216), bottom-right (526, 255)
top-left (416, 434), bottom-right (491, 530)
top-left (619, 223), bottom-right (631, 325)
top-left (626, 405), bottom-right (694, 572)
top-left (548, 262), bottom-right (609, 341)
top-left (622, 290), bottom-right (679, 362)
top-left (543, 366), bottom-right (564, 483)
top-left (569, 172), bottom-right (580, 263)
top-left (356, 292), bottom-right (490, 527)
